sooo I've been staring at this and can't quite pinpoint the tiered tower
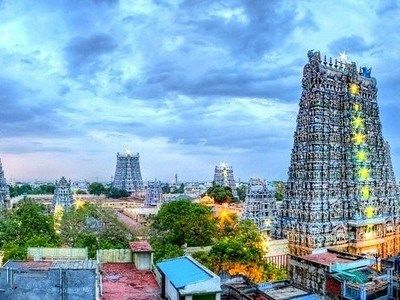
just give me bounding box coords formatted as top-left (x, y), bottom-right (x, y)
top-left (0, 158), bottom-right (9, 208)
top-left (275, 50), bottom-right (400, 258)
top-left (144, 181), bottom-right (162, 206)
top-left (112, 152), bottom-right (143, 194)
top-left (52, 177), bottom-right (74, 209)
top-left (242, 178), bottom-right (276, 232)
top-left (213, 162), bottom-right (237, 197)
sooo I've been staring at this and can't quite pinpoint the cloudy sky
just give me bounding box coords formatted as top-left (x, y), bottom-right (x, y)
top-left (0, 0), bottom-right (399, 182)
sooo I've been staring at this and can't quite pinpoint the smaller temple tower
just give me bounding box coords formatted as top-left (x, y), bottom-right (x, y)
top-left (0, 158), bottom-right (9, 208)
top-left (242, 178), bottom-right (277, 232)
top-left (112, 151), bottom-right (143, 194)
top-left (52, 177), bottom-right (74, 209)
top-left (144, 181), bottom-right (162, 206)
top-left (213, 162), bottom-right (237, 197)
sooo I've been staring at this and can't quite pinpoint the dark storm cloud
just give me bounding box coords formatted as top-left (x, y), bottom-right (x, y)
top-left (1, 0), bottom-right (399, 180)
top-left (65, 33), bottom-right (117, 76)
top-left (328, 35), bottom-right (374, 55)
top-left (0, 77), bottom-right (79, 140)
top-left (177, 1), bottom-right (313, 58)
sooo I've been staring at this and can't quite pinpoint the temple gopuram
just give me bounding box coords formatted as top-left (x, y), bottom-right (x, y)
top-left (274, 50), bottom-right (400, 258)
top-left (52, 176), bottom-right (74, 209)
top-left (0, 158), bottom-right (9, 209)
top-left (112, 151), bottom-right (143, 194)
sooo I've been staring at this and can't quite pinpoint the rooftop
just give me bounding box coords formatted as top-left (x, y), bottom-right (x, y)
top-left (101, 263), bottom-right (161, 300)
top-left (3, 260), bottom-right (97, 270)
top-left (263, 285), bottom-right (319, 300)
top-left (302, 251), bottom-right (362, 267)
top-left (130, 240), bottom-right (153, 252)
top-left (156, 256), bottom-right (215, 289)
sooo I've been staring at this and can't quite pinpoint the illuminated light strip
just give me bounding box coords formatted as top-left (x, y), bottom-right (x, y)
top-left (350, 98), bottom-right (374, 221)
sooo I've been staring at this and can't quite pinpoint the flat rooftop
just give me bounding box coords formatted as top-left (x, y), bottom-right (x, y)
top-left (263, 285), bottom-right (319, 300)
top-left (101, 263), bottom-right (161, 300)
top-left (157, 256), bottom-right (214, 289)
top-left (3, 260), bottom-right (97, 270)
top-left (302, 251), bottom-right (362, 267)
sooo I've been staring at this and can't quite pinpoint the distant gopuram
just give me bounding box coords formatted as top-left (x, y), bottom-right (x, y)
top-left (112, 151), bottom-right (143, 194)
top-left (0, 158), bottom-right (10, 208)
top-left (213, 162), bottom-right (237, 198)
top-left (144, 181), bottom-right (162, 206)
top-left (274, 50), bottom-right (400, 258)
top-left (242, 178), bottom-right (276, 232)
top-left (52, 177), bottom-right (73, 209)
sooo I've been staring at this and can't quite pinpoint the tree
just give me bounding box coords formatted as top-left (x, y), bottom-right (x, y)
top-left (107, 187), bottom-right (129, 199)
top-left (210, 220), bottom-right (266, 272)
top-left (161, 183), bottom-right (170, 194)
top-left (274, 181), bottom-right (285, 201)
top-left (88, 182), bottom-right (107, 195)
top-left (237, 184), bottom-right (247, 202)
top-left (59, 203), bottom-right (133, 258)
top-left (150, 200), bottom-right (217, 261)
top-left (0, 200), bottom-right (60, 261)
top-left (204, 185), bottom-right (234, 204)
top-left (171, 183), bottom-right (184, 194)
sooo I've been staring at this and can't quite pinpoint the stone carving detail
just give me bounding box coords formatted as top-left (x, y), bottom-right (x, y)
top-left (113, 152), bottom-right (143, 194)
top-left (273, 51), bottom-right (400, 257)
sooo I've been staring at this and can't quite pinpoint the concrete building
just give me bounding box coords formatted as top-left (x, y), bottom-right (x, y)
top-left (0, 260), bottom-right (98, 300)
top-left (289, 249), bottom-right (392, 299)
top-left (130, 240), bottom-right (153, 271)
top-left (52, 176), bottom-right (74, 209)
top-left (157, 256), bottom-right (221, 300)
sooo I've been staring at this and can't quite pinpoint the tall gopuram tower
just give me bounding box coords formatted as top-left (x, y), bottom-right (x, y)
top-left (112, 151), bottom-right (143, 194)
top-left (275, 50), bottom-right (400, 258)
top-left (242, 178), bottom-right (276, 232)
top-left (0, 158), bottom-right (10, 208)
top-left (213, 162), bottom-right (237, 198)
top-left (52, 177), bottom-right (74, 209)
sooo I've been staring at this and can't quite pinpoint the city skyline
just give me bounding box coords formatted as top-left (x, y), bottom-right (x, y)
top-left (1, 1), bottom-right (400, 181)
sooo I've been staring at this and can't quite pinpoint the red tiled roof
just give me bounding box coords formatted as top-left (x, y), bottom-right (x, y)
top-left (101, 263), bottom-right (161, 300)
top-left (302, 252), bottom-right (357, 267)
top-left (130, 241), bottom-right (153, 252)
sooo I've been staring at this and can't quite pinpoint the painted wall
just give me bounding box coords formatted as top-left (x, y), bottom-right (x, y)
top-left (165, 279), bottom-right (179, 300)
top-left (0, 268), bottom-right (97, 300)
top-left (134, 252), bottom-right (152, 270)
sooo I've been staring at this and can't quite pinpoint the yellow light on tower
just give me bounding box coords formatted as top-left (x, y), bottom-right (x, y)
top-left (360, 186), bottom-right (371, 199)
top-left (356, 150), bottom-right (367, 162)
top-left (353, 103), bottom-right (361, 111)
top-left (365, 225), bottom-right (374, 239)
top-left (353, 133), bottom-right (366, 145)
top-left (352, 116), bottom-right (364, 129)
top-left (364, 206), bottom-right (375, 219)
top-left (53, 204), bottom-right (64, 233)
top-left (358, 167), bottom-right (370, 181)
top-left (349, 83), bottom-right (360, 95)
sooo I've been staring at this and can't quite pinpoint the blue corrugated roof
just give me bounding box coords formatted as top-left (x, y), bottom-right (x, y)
top-left (157, 256), bottom-right (212, 288)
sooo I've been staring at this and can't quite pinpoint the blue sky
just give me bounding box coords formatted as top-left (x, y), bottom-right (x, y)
top-left (0, 0), bottom-right (399, 182)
